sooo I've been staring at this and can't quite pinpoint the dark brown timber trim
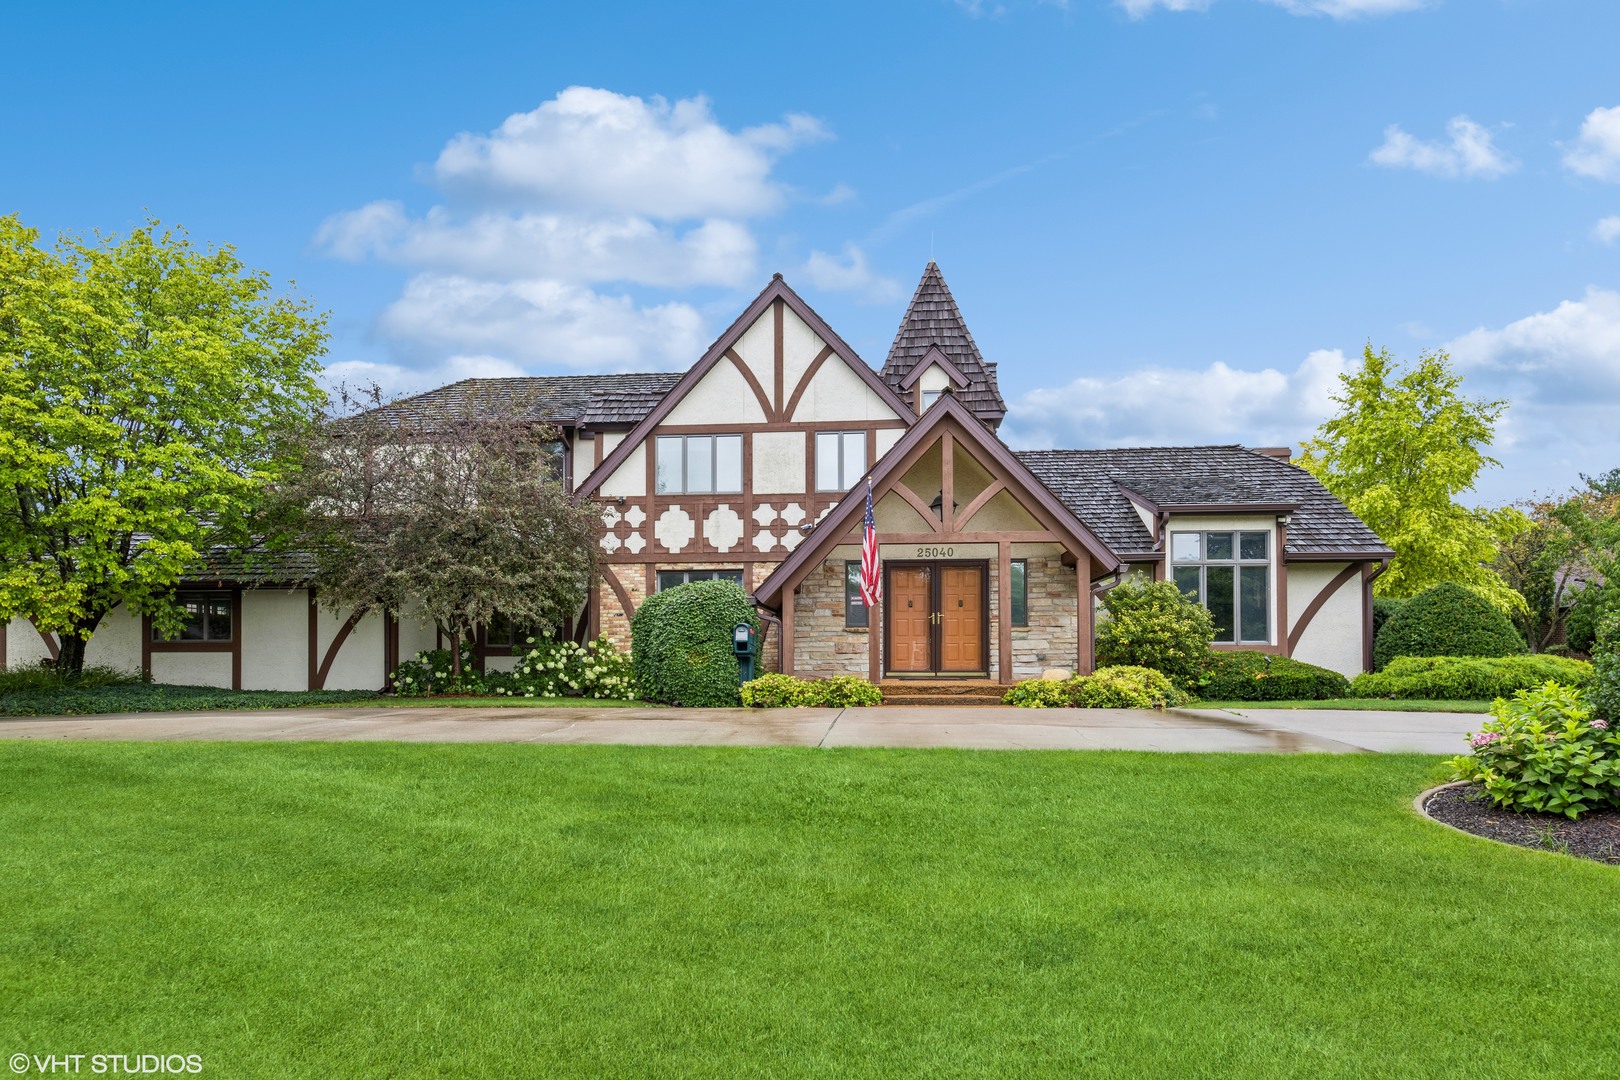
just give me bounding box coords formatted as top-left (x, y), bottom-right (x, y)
top-left (1286, 562), bottom-right (1361, 655)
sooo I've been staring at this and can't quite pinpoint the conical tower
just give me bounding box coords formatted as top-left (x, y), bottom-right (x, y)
top-left (880, 262), bottom-right (1007, 430)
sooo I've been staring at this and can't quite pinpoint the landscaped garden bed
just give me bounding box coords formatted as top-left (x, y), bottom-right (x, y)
top-left (1423, 781), bottom-right (1620, 864)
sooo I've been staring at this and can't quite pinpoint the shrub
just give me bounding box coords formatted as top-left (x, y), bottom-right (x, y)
top-left (1373, 582), bottom-right (1524, 670)
top-left (1095, 579), bottom-right (1216, 691)
top-left (0, 663), bottom-right (147, 696)
top-left (1446, 682), bottom-right (1620, 819)
top-left (1371, 597), bottom-right (1406, 639)
top-left (817, 674), bottom-right (883, 707)
top-left (1198, 651), bottom-right (1350, 702)
top-left (1351, 654), bottom-right (1593, 701)
top-left (1566, 585), bottom-right (1618, 655)
top-left (1002, 678), bottom-right (1074, 708)
top-left (631, 580), bottom-right (758, 707)
top-left (497, 635), bottom-right (636, 700)
top-left (1002, 665), bottom-right (1183, 709)
top-left (1072, 665), bottom-right (1182, 709)
top-left (740, 673), bottom-right (883, 707)
top-left (390, 643), bottom-right (485, 696)
top-left (1593, 613), bottom-right (1620, 721)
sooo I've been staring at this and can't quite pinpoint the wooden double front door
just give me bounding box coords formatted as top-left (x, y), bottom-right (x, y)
top-left (885, 561), bottom-right (989, 676)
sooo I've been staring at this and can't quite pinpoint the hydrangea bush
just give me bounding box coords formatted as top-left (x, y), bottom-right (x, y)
top-left (1446, 681), bottom-right (1620, 819)
top-left (496, 635), bottom-right (637, 700)
top-left (390, 643), bottom-right (482, 696)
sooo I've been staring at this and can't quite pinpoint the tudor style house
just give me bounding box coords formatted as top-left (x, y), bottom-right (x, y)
top-left (1, 264), bottom-right (1393, 690)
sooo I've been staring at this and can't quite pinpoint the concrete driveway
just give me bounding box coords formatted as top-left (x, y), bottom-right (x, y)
top-left (0, 704), bottom-right (1481, 754)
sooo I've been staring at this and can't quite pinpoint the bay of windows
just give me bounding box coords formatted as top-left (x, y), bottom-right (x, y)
top-left (1171, 531), bottom-right (1270, 644)
top-left (655, 434), bottom-right (742, 495)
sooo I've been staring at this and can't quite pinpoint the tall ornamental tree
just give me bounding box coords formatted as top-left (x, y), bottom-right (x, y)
top-left (0, 215), bottom-right (328, 673)
top-left (1298, 345), bottom-right (1527, 611)
top-left (271, 385), bottom-right (601, 676)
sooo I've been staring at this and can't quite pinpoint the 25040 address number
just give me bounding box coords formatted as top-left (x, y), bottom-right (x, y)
top-left (914, 546), bottom-right (955, 558)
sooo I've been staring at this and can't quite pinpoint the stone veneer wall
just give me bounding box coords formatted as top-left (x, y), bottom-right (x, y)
top-left (790, 549), bottom-right (1081, 680)
top-left (597, 560), bottom-right (782, 674)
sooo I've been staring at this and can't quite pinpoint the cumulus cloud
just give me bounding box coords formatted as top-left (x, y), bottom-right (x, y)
top-left (320, 354), bottom-right (531, 397)
top-left (1119, 0), bottom-right (1421, 17)
top-left (1446, 287), bottom-right (1620, 403)
top-left (433, 87), bottom-right (826, 217)
top-left (375, 275), bottom-right (708, 372)
top-left (1563, 106), bottom-right (1620, 182)
top-left (1003, 349), bottom-right (1348, 450)
top-left (1369, 116), bottom-right (1516, 179)
top-left (1116, 0), bottom-right (1211, 16)
top-left (801, 244), bottom-right (904, 304)
top-left (1594, 216), bottom-right (1620, 245)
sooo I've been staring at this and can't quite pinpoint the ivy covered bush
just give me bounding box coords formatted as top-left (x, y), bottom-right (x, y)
top-left (1002, 665), bottom-right (1183, 709)
top-left (1592, 613), bottom-right (1620, 721)
top-left (739, 673), bottom-right (883, 707)
top-left (1198, 651), bottom-right (1350, 701)
top-left (1446, 682), bottom-right (1619, 818)
top-left (1351, 654), bottom-right (1592, 701)
top-left (632, 580), bottom-right (758, 707)
top-left (1094, 579), bottom-right (1216, 691)
top-left (1373, 582), bottom-right (1524, 670)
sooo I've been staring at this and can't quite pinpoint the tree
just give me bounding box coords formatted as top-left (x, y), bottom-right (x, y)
top-left (1495, 484), bottom-right (1620, 651)
top-left (271, 385), bottom-right (601, 677)
top-left (0, 215), bottom-right (328, 673)
top-left (1298, 345), bottom-right (1527, 611)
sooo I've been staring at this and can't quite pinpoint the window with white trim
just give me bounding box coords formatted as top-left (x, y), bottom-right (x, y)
top-left (1171, 531), bottom-right (1270, 644)
top-left (655, 435), bottom-right (742, 494)
top-left (815, 431), bottom-right (867, 491)
top-left (656, 569), bottom-right (744, 591)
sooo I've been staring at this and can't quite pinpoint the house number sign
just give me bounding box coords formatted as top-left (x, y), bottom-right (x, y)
top-left (915, 546), bottom-right (956, 558)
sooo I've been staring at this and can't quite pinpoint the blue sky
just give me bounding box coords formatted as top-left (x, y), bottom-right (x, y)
top-left (4, 0), bottom-right (1618, 503)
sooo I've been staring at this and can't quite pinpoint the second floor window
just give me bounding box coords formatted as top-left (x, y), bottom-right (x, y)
top-left (815, 431), bottom-right (867, 492)
top-left (655, 434), bottom-right (742, 494)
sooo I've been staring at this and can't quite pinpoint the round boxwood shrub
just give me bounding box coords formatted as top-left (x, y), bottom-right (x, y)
top-left (631, 579), bottom-right (759, 707)
top-left (1373, 582), bottom-right (1524, 671)
top-left (1371, 597), bottom-right (1406, 639)
top-left (1095, 579), bottom-right (1216, 691)
top-left (1197, 651), bottom-right (1350, 702)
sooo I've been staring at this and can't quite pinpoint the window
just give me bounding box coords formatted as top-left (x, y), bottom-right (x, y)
top-left (815, 431), bottom-right (867, 492)
top-left (1171, 531), bottom-right (1270, 644)
top-left (486, 612), bottom-right (535, 648)
top-left (154, 592), bottom-right (232, 641)
top-left (655, 434), bottom-right (742, 494)
top-left (844, 560), bottom-right (869, 628)
top-left (920, 390), bottom-right (942, 410)
top-left (1010, 559), bottom-right (1028, 627)
top-left (656, 569), bottom-right (744, 591)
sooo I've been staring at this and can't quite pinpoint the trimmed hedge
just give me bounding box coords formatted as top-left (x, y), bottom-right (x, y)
top-left (1002, 665), bottom-right (1183, 709)
top-left (1351, 654), bottom-right (1593, 701)
top-left (739, 673), bottom-right (883, 708)
top-left (631, 580), bottom-right (759, 707)
top-left (1197, 651), bottom-right (1350, 702)
top-left (1373, 583), bottom-right (1524, 670)
top-left (1371, 597), bottom-right (1406, 639)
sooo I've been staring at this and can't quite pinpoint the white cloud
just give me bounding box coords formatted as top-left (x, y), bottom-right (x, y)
top-left (433, 86), bottom-right (826, 218)
top-left (1118, 0), bottom-right (1421, 17)
top-left (801, 244), bottom-right (904, 304)
top-left (1369, 116), bottom-right (1516, 179)
top-left (1446, 287), bottom-right (1620, 402)
top-left (375, 275), bottom-right (708, 372)
top-left (316, 201), bottom-right (756, 287)
top-left (1003, 349), bottom-right (1348, 449)
top-left (320, 354), bottom-right (530, 397)
top-left (1116, 0), bottom-right (1211, 16)
top-left (1594, 216), bottom-right (1620, 245)
top-left (1563, 106), bottom-right (1620, 182)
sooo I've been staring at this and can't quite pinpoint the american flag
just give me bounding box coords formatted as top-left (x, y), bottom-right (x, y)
top-left (859, 479), bottom-right (882, 608)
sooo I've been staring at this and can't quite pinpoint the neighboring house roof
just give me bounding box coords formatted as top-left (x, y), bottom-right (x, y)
top-left (1015, 445), bottom-right (1393, 560)
top-left (880, 261), bottom-right (1008, 427)
top-left (357, 373), bottom-right (683, 429)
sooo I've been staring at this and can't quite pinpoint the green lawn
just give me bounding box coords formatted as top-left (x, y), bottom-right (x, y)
top-left (2, 744), bottom-right (1613, 1077)
top-left (1194, 698), bottom-right (1493, 713)
top-left (0, 685), bottom-right (649, 716)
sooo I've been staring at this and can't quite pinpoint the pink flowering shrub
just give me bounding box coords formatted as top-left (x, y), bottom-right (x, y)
top-left (1447, 682), bottom-right (1620, 819)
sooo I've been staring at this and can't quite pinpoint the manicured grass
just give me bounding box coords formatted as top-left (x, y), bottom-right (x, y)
top-left (1194, 697), bottom-right (1493, 713)
top-left (2, 744), bottom-right (1615, 1077)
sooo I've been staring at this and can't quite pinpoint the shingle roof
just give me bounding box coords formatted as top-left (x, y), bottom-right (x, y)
top-left (360, 374), bottom-right (682, 429)
top-left (881, 262), bottom-right (1008, 426)
top-left (1015, 446), bottom-right (1393, 559)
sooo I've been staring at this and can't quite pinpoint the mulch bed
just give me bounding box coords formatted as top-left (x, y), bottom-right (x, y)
top-left (1424, 783), bottom-right (1620, 865)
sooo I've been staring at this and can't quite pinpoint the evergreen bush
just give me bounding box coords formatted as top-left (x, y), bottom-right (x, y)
top-left (1002, 665), bottom-right (1182, 709)
top-left (1351, 654), bottom-right (1592, 700)
top-left (1197, 651), bottom-right (1350, 701)
top-left (1371, 597), bottom-right (1406, 639)
top-left (739, 673), bottom-right (883, 707)
top-left (1094, 579), bottom-right (1216, 691)
top-left (1373, 582), bottom-right (1524, 670)
top-left (631, 580), bottom-right (758, 707)
top-left (1592, 613), bottom-right (1620, 721)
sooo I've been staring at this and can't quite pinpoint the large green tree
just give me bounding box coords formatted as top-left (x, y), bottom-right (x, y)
top-left (0, 215), bottom-right (328, 673)
top-left (1298, 345), bottom-right (1527, 611)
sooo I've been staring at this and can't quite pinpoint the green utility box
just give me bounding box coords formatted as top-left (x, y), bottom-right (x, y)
top-left (732, 622), bottom-right (758, 684)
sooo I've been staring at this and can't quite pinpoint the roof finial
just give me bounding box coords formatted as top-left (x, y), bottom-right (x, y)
top-left (772, 272), bottom-right (783, 281)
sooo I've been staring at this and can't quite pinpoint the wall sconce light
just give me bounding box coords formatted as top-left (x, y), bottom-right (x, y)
top-left (929, 492), bottom-right (959, 516)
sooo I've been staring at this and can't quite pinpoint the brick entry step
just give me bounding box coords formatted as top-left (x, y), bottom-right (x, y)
top-left (877, 680), bottom-right (1007, 707)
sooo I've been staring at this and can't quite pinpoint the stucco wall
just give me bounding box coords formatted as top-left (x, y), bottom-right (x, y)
top-left (600, 442), bottom-right (646, 498)
top-left (150, 652), bottom-right (233, 688)
top-left (315, 607), bottom-right (386, 691)
top-left (1287, 562), bottom-right (1365, 677)
top-left (84, 607), bottom-right (142, 672)
top-left (3, 617), bottom-right (57, 670)
top-left (663, 360), bottom-right (770, 426)
top-left (752, 431), bottom-right (806, 494)
top-left (242, 590), bottom-right (308, 690)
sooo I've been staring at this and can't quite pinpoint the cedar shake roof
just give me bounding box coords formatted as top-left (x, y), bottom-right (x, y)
top-left (1015, 445), bottom-right (1393, 559)
top-left (881, 262), bottom-right (1007, 427)
top-left (361, 373), bottom-right (683, 429)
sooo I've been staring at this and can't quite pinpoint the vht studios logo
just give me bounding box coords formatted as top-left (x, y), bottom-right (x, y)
top-left (9, 1055), bottom-right (202, 1075)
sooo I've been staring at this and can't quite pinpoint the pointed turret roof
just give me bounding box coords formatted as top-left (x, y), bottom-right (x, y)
top-left (880, 262), bottom-right (1007, 428)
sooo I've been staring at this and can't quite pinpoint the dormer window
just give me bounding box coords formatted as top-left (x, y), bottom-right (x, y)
top-left (920, 390), bottom-right (942, 410)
